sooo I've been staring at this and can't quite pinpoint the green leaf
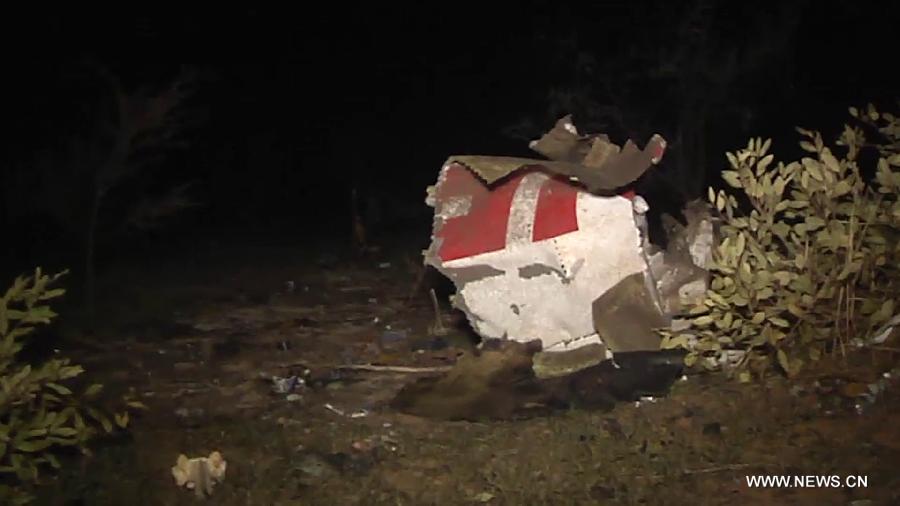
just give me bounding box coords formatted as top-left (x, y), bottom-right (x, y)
top-left (684, 352), bottom-right (698, 367)
top-left (51, 427), bottom-right (78, 437)
top-left (871, 300), bottom-right (895, 326)
top-left (58, 365), bottom-right (84, 380)
top-left (20, 306), bottom-right (56, 325)
top-left (757, 153), bottom-right (774, 173)
top-left (773, 271), bottom-right (792, 286)
top-left (3, 276), bottom-right (28, 302)
top-left (787, 198), bottom-right (808, 209)
top-left (47, 436), bottom-right (80, 446)
top-left (770, 317), bottom-right (790, 328)
top-left (86, 407), bottom-right (112, 433)
top-left (100, 416), bottom-right (113, 433)
top-left (804, 216), bottom-right (825, 230)
top-left (888, 153), bottom-right (900, 167)
top-left (693, 315), bottom-right (714, 327)
top-left (37, 288), bottom-right (66, 301)
top-left (821, 150), bottom-right (841, 173)
top-left (837, 261), bottom-right (861, 281)
top-left (46, 454), bottom-right (60, 469)
top-left (802, 158), bottom-right (824, 181)
top-left (45, 383), bottom-right (72, 396)
top-left (721, 171), bottom-right (742, 188)
top-left (726, 152), bottom-right (739, 169)
top-left (809, 348), bottom-right (821, 361)
top-left (689, 304), bottom-right (709, 315)
top-left (777, 349), bottom-right (792, 376)
top-left (126, 400), bottom-right (149, 411)
top-left (772, 223), bottom-right (791, 238)
top-left (715, 312), bottom-right (730, 330)
top-left (84, 384), bottom-right (104, 397)
top-left (14, 439), bottom-right (52, 453)
top-left (786, 303), bottom-right (805, 318)
top-left (662, 334), bottom-right (693, 349)
top-left (734, 233), bottom-right (746, 257)
top-left (732, 295), bottom-right (749, 307)
top-left (708, 291), bottom-right (728, 307)
top-left (867, 103), bottom-right (879, 121)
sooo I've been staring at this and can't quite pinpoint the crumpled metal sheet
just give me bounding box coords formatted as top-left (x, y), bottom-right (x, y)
top-left (654, 199), bottom-right (719, 314)
top-left (425, 164), bottom-right (657, 352)
top-left (592, 273), bottom-right (669, 352)
top-left (445, 115), bottom-right (666, 193)
top-left (424, 117), bottom-right (678, 357)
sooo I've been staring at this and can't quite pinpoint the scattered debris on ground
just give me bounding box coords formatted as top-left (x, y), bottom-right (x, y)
top-left (171, 451), bottom-right (227, 499)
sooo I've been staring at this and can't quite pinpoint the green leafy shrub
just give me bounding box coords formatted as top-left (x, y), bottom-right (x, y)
top-left (663, 105), bottom-right (900, 380)
top-left (0, 269), bottom-right (139, 504)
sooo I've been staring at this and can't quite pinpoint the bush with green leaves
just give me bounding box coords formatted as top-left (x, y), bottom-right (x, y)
top-left (0, 269), bottom-right (140, 504)
top-left (662, 105), bottom-right (900, 381)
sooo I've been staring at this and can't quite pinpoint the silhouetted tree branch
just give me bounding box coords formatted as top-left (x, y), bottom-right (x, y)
top-left (76, 62), bottom-right (198, 326)
top-left (507, 0), bottom-right (807, 200)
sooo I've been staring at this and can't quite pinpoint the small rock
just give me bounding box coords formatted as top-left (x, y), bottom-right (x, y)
top-left (351, 440), bottom-right (372, 452)
top-left (272, 375), bottom-right (304, 394)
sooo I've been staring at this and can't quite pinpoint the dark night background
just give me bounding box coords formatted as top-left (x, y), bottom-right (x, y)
top-left (3, 5), bottom-right (900, 503)
top-left (3, 1), bottom-right (898, 303)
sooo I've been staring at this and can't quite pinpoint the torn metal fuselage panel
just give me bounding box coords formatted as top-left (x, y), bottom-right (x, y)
top-left (425, 128), bottom-right (669, 355)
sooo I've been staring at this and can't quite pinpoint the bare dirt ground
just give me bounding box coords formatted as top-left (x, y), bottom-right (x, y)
top-left (32, 233), bottom-right (900, 505)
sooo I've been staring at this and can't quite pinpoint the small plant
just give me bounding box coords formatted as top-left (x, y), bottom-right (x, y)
top-left (0, 269), bottom-right (141, 504)
top-left (663, 105), bottom-right (900, 380)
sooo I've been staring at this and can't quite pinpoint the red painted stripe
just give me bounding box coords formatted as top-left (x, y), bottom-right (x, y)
top-left (436, 164), bottom-right (637, 261)
top-left (532, 175), bottom-right (579, 241)
top-left (437, 165), bottom-right (523, 261)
